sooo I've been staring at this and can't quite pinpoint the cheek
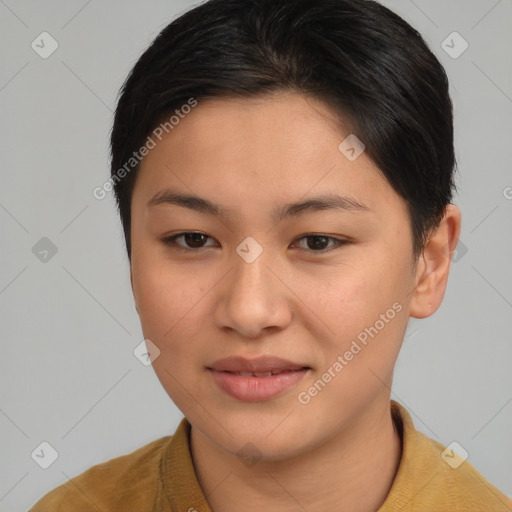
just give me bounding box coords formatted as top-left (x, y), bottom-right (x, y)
top-left (314, 257), bottom-right (399, 330)
top-left (132, 258), bottom-right (208, 346)
top-left (132, 263), bottom-right (209, 407)
top-left (313, 250), bottom-right (411, 374)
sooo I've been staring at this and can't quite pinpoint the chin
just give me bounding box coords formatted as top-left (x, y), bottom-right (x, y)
top-left (227, 434), bottom-right (311, 464)
top-left (203, 412), bottom-right (317, 460)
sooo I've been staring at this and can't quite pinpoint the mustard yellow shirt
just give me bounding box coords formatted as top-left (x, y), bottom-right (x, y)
top-left (29, 401), bottom-right (512, 511)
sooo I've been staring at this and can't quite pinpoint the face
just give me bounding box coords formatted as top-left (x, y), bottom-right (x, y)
top-left (130, 91), bottom-right (420, 460)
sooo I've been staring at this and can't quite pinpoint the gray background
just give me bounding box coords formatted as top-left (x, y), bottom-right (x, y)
top-left (1, 0), bottom-right (511, 510)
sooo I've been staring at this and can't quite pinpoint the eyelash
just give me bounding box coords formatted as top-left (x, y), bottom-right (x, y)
top-left (161, 232), bottom-right (350, 254)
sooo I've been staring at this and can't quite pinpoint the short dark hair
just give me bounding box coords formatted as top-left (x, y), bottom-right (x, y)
top-left (110, 0), bottom-right (457, 260)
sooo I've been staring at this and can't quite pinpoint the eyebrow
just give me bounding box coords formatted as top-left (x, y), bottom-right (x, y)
top-left (147, 188), bottom-right (371, 222)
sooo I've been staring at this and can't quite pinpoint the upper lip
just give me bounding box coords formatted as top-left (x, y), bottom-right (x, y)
top-left (208, 356), bottom-right (309, 373)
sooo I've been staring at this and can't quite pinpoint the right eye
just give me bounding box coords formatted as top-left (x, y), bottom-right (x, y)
top-left (161, 232), bottom-right (218, 252)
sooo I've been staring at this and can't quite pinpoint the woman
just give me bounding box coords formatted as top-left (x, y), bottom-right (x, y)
top-left (31, 0), bottom-right (512, 510)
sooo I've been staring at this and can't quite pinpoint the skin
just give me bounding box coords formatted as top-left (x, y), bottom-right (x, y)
top-left (130, 91), bottom-right (461, 512)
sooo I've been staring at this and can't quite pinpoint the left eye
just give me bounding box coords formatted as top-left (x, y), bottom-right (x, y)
top-left (162, 232), bottom-right (217, 250)
top-left (161, 232), bottom-right (348, 253)
top-left (293, 234), bottom-right (347, 252)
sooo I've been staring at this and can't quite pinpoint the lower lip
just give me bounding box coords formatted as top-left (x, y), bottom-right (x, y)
top-left (209, 369), bottom-right (308, 402)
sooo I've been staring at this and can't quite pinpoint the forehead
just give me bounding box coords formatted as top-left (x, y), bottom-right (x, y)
top-left (134, 92), bottom-right (404, 223)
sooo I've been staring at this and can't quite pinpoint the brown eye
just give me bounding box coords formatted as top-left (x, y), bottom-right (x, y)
top-left (305, 235), bottom-right (330, 251)
top-left (162, 232), bottom-right (217, 251)
top-left (294, 234), bottom-right (349, 253)
top-left (161, 232), bottom-right (349, 254)
top-left (181, 233), bottom-right (209, 248)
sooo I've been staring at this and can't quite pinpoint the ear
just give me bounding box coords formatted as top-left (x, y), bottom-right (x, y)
top-left (130, 266), bottom-right (139, 314)
top-left (409, 204), bottom-right (461, 319)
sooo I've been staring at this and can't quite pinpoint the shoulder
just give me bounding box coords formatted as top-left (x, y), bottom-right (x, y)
top-left (388, 402), bottom-right (512, 511)
top-left (419, 433), bottom-right (512, 510)
top-left (29, 435), bottom-right (172, 512)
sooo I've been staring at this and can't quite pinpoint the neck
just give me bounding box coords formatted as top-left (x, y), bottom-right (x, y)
top-left (190, 397), bottom-right (402, 512)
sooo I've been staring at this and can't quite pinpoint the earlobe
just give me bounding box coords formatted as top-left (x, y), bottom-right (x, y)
top-left (409, 204), bottom-right (461, 319)
top-left (130, 268), bottom-right (139, 314)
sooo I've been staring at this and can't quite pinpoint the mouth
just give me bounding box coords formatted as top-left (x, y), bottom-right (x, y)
top-left (207, 356), bottom-right (310, 402)
top-left (208, 355), bottom-right (310, 373)
top-left (218, 369), bottom-right (305, 377)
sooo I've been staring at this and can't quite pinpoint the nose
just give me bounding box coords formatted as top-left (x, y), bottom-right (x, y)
top-left (213, 244), bottom-right (293, 339)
